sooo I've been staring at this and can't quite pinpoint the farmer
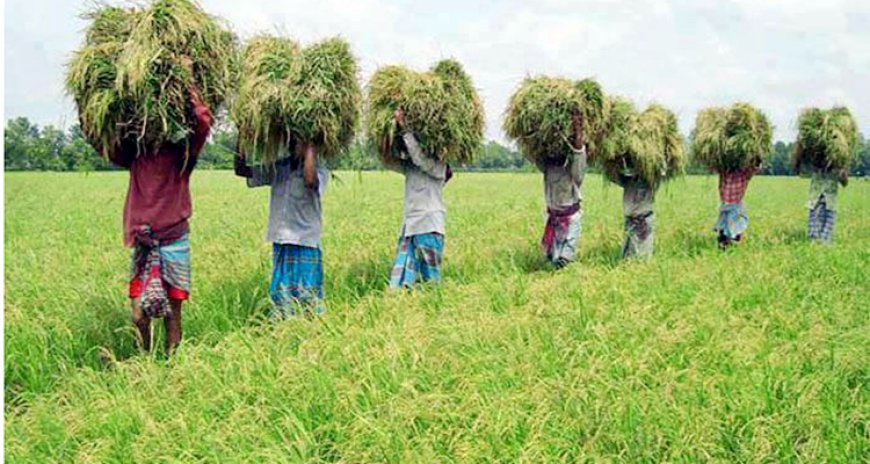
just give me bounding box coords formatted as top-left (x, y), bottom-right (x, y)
top-left (713, 163), bottom-right (762, 249)
top-left (805, 168), bottom-right (848, 243)
top-left (385, 107), bottom-right (451, 288)
top-left (535, 113), bottom-right (587, 268)
top-left (235, 141), bottom-right (329, 318)
top-left (615, 171), bottom-right (655, 259)
top-left (104, 57), bottom-right (212, 354)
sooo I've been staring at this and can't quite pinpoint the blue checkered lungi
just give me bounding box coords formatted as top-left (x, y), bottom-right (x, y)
top-left (269, 243), bottom-right (325, 318)
top-left (389, 230), bottom-right (444, 289)
top-left (808, 201), bottom-right (836, 243)
top-left (713, 202), bottom-right (749, 240)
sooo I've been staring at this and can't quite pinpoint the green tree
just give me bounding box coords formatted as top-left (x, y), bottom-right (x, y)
top-left (198, 123), bottom-right (237, 169)
top-left (4, 117), bottom-right (40, 170)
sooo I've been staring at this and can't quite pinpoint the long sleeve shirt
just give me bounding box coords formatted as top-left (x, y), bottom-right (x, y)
top-left (120, 90), bottom-right (213, 246)
top-left (539, 146), bottom-right (587, 210)
top-left (808, 170), bottom-right (840, 211)
top-left (388, 132), bottom-right (448, 237)
top-left (247, 156), bottom-right (330, 247)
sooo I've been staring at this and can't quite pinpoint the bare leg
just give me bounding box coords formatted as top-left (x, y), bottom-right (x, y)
top-left (131, 298), bottom-right (152, 352)
top-left (164, 299), bottom-right (184, 356)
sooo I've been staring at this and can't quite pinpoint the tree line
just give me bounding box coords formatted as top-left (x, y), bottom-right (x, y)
top-left (5, 116), bottom-right (870, 175)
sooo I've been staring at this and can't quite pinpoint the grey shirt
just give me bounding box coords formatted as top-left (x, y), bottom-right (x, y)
top-left (618, 171), bottom-right (655, 217)
top-left (538, 146), bottom-right (587, 210)
top-left (387, 132), bottom-right (448, 237)
top-left (248, 157), bottom-right (329, 247)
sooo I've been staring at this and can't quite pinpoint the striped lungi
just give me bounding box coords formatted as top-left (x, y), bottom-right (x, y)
top-left (389, 229), bottom-right (444, 289)
top-left (130, 231), bottom-right (191, 318)
top-left (808, 201), bottom-right (836, 243)
top-left (270, 243), bottom-right (325, 318)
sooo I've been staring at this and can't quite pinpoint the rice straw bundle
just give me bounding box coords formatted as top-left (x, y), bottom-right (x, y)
top-left (691, 102), bottom-right (772, 172)
top-left (365, 59), bottom-right (484, 165)
top-left (286, 37), bottom-right (361, 160)
top-left (599, 99), bottom-right (685, 186)
top-left (793, 106), bottom-right (859, 172)
top-left (66, 0), bottom-right (237, 159)
top-left (503, 76), bottom-right (605, 164)
top-left (232, 35), bottom-right (360, 163)
top-left (230, 36), bottom-right (299, 163)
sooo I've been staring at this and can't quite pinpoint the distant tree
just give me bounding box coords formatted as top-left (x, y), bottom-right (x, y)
top-left (330, 139), bottom-right (380, 171)
top-left (4, 117), bottom-right (40, 170)
top-left (850, 135), bottom-right (870, 177)
top-left (764, 140), bottom-right (794, 176)
top-left (5, 114), bottom-right (868, 177)
top-left (198, 122), bottom-right (237, 169)
top-left (467, 141), bottom-right (529, 171)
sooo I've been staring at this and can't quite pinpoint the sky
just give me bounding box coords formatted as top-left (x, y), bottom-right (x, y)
top-left (4, 0), bottom-right (869, 144)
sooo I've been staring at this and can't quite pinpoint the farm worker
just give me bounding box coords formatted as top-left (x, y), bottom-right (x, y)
top-left (386, 107), bottom-right (451, 288)
top-left (235, 141), bottom-right (329, 318)
top-left (712, 163), bottom-right (762, 249)
top-left (535, 113), bottom-right (587, 268)
top-left (104, 57), bottom-right (212, 354)
top-left (614, 170), bottom-right (655, 259)
top-left (804, 168), bottom-right (848, 243)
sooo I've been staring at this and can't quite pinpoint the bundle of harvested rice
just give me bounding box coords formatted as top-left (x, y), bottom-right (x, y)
top-left (691, 102), bottom-right (772, 172)
top-left (288, 37), bottom-right (361, 160)
top-left (599, 99), bottom-right (685, 186)
top-left (232, 35), bottom-right (360, 163)
top-left (66, 0), bottom-right (237, 159)
top-left (503, 76), bottom-right (605, 164)
top-left (66, 7), bottom-right (137, 158)
top-left (365, 59), bottom-right (484, 165)
top-left (230, 35), bottom-right (300, 163)
top-left (793, 106), bottom-right (859, 172)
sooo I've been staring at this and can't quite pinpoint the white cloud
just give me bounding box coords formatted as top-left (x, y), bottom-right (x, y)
top-left (4, 0), bottom-right (868, 143)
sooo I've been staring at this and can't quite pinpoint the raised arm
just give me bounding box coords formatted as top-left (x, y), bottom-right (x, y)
top-left (402, 132), bottom-right (447, 180)
top-left (108, 137), bottom-right (136, 169)
top-left (568, 112), bottom-right (588, 184)
top-left (569, 147), bottom-right (587, 185)
top-left (838, 168), bottom-right (849, 187)
top-left (188, 84), bottom-right (213, 157)
top-left (394, 107), bottom-right (446, 180)
top-left (240, 140), bottom-right (276, 188)
top-left (302, 143), bottom-right (319, 190)
top-left (234, 138), bottom-right (253, 179)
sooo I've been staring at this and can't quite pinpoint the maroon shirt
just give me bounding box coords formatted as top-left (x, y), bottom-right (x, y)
top-left (113, 91), bottom-right (213, 246)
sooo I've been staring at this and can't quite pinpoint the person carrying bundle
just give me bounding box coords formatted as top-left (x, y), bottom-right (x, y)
top-left (793, 107), bottom-right (859, 244)
top-left (108, 59), bottom-right (213, 354)
top-left (691, 103), bottom-right (772, 250)
top-left (366, 58), bottom-right (483, 288)
top-left (536, 113), bottom-right (587, 268)
top-left (805, 169), bottom-right (848, 243)
top-left (615, 171), bottom-right (656, 259)
top-left (386, 108), bottom-right (452, 288)
top-left (231, 34), bottom-right (359, 316)
top-left (234, 143), bottom-right (329, 318)
top-left (599, 101), bottom-right (685, 259)
top-left (504, 76), bottom-right (605, 267)
top-left (66, 0), bottom-right (233, 354)
top-left (712, 164), bottom-right (761, 248)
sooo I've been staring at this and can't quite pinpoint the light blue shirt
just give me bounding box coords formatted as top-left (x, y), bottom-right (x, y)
top-left (387, 132), bottom-right (448, 237)
top-left (248, 157), bottom-right (329, 247)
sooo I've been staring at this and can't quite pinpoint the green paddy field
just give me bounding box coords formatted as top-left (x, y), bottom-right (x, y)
top-left (4, 171), bottom-right (868, 462)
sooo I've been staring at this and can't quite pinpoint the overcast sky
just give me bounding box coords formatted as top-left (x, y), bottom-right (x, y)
top-left (4, 0), bottom-right (869, 143)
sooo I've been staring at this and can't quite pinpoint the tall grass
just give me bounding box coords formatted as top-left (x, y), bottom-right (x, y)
top-left (4, 171), bottom-right (869, 462)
